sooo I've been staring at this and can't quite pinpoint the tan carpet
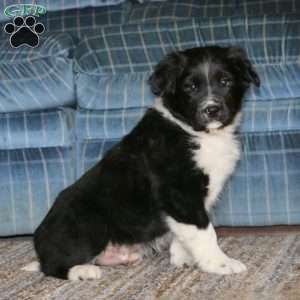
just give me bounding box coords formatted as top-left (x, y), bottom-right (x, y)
top-left (1, 234), bottom-right (300, 300)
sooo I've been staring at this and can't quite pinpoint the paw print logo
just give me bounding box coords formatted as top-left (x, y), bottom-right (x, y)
top-left (4, 16), bottom-right (45, 48)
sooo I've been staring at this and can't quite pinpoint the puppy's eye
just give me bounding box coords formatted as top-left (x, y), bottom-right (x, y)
top-left (220, 77), bottom-right (232, 87)
top-left (190, 84), bottom-right (197, 91)
top-left (184, 83), bottom-right (198, 92)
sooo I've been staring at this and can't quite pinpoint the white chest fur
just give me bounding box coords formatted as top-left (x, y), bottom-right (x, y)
top-left (192, 128), bottom-right (240, 212)
top-left (153, 99), bottom-right (241, 212)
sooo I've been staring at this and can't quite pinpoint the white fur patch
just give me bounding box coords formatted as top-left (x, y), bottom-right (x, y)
top-left (170, 237), bottom-right (193, 267)
top-left (206, 121), bottom-right (222, 130)
top-left (167, 217), bottom-right (247, 275)
top-left (153, 98), bottom-right (241, 211)
top-left (68, 264), bottom-right (102, 281)
top-left (21, 261), bottom-right (40, 272)
top-left (192, 119), bottom-right (241, 211)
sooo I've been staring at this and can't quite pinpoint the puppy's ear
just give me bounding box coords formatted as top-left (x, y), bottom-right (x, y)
top-left (227, 46), bottom-right (260, 87)
top-left (149, 52), bottom-right (186, 96)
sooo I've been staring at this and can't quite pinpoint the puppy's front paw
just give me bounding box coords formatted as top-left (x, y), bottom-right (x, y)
top-left (68, 264), bottom-right (102, 281)
top-left (170, 251), bottom-right (194, 267)
top-left (170, 239), bottom-right (194, 267)
top-left (199, 255), bottom-right (247, 275)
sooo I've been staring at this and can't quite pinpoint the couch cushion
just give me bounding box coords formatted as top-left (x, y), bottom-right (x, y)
top-left (0, 4), bottom-right (128, 40)
top-left (35, 4), bottom-right (127, 39)
top-left (212, 130), bottom-right (300, 226)
top-left (236, 0), bottom-right (299, 16)
top-left (76, 73), bottom-right (153, 110)
top-left (0, 108), bottom-right (74, 150)
top-left (0, 146), bottom-right (74, 236)
top-left (76, 96), bottom-right (300, 142)
top-left (0, 33), bottom-right (75, 113)
top-left (76, 107), bottom-right (146, 140)
top-left (76, 139), bottom-right (118, 177)
top-left (75, 130), bottom-right (300, 227)
top-left (0, 0), bottom-right (126, 22)
top-left (128, 0), bottom-right (237, 23)
top-left (74, 15), bottom-right (300, 116)
top-left (128, 0), bottom-right (299, 24)
top-left (240, 98), bottom-right (300, 133)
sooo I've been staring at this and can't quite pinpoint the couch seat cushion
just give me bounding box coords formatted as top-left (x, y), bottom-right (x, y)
top-left (76, 107), bottom-right (146, 140)
top-left (0, 108), bottom-right (74, 150)
top-left (0, 34), bottom-right (75, 112)
top-left (212, 130), bottom-right (300, 226)
top-left (0, 146), bottom-right (74, 236)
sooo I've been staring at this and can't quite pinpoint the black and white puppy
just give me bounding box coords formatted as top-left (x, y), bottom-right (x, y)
top-left (30, 46), bottom-right (260, 280)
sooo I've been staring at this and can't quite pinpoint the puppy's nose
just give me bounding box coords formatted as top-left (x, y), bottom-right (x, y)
top-left (205, 105), bottom-right (220, 118)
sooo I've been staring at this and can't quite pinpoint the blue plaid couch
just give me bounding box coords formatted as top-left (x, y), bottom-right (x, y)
top-left (0, 0), bottom-right (299, 236)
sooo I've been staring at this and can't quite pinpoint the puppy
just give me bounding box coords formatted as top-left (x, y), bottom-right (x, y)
top-left (31, 46), bottom-right (260, 280)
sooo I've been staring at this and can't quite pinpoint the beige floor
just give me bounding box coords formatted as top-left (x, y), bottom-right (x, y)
top-left (1, 232), bottom-right (300, 300)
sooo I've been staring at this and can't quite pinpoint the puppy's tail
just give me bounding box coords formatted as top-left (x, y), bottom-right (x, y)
top-left (21, 261), bottom-right (40, 272)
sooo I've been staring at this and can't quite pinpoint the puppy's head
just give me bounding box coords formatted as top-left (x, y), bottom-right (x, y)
top-left (149, 46), bottom-right (260, 131)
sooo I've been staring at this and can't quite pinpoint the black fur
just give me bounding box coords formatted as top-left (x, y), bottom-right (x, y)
top-left (34, 46), bottom-right (259, 279)
top-left (149, 46), bottom-right (260, 131)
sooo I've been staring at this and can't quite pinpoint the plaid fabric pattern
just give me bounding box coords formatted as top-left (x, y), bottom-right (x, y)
top-left (212, 131), bottom-right (300, 226)
top-left (75, 15), bottom-right (300, 72)
top-left (0, 4), bottom-right (127, 40)
top-left (128, 0), bottom-right (300, 24)
top-left (0, 147), bottom-right (74, 236)
top-left (0, 108), bottom-right (74, 150)
top-left (76, 73), bottom-right (153, 110)
top-left (75, 15), bottom-right (300, 111)
top-left (0, 33), bottom-right (74, 62)
top-left (240, 99), bottom-right (300, 133)
top-left (76, 98), bottom-right (300, 143)
top-left (75, 130), bottom-right (300, 227)
top-left (36, 4), bottom-right (127, 39)
top-left (128, 0), bottom-right (237, 23)
top-left (0, 0), bottom-right (126, 22)
top-left (1, 0), bottom-right (300, 235)
top-left (76, 65), bottom-right (300, 111)
top-left (76, 107), bottom-right (146, 140)
top-left (238, 0), bottom-right (299, 16)
top-left (77, 139), bottom-right (118, 177)
top-left (0, 34), bottom-right (75, 113)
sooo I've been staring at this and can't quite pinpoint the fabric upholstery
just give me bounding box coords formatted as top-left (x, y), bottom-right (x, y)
top-left (76, 98), bottom-right (300, 144)
top-left (0, 0), bottom-right (299, 235)
top-left (74, 14), bottom-right (300, 130)
top-left (0, 147), bottom-right (74, 236)
top-left (36, 4), bottom-right (128, 39)
top-left (0, 34), bottom-right (75, 113)
top-left (213, 131), bottom-right (300, 226)
top-left (0, 0), bottom-right (126, 22)
top-left (128, 0), bottom-right (300, 23)
top-left (0, 108), bottom-right (74, 150)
